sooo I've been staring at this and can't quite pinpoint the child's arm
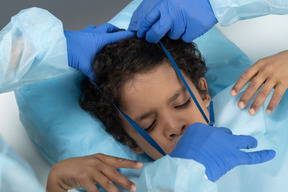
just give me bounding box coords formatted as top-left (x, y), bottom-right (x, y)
top-left (231, 50), bottom-right (288, 115)
top-left (46, 153), bottom-right (143, 192)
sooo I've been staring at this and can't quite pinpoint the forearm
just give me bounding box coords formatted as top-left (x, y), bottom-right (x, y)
top-left (209, 0), bottom-right (288, 26)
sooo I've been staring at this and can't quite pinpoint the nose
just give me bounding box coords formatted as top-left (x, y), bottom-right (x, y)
top-left (164, 118), bottom-right (186, 139)
top-left (169, 125), bottom-right (186, 139)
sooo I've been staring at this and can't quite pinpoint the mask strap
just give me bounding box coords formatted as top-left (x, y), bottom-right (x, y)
top-left (208, 101), bottom-right (215, 126)
top-left (159, 41), bottom-right (215, 126)
top-left (89, 80), bottom-right (167, 156)
top-left (89, 40), bottom-right (215, 158)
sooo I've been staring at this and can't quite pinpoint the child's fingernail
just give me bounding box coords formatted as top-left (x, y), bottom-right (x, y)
top-left (231, 90), bottom-right (236, 96)
top-left (266, 109), bottom-right (272, 114)
top-left (136, 162), bottom-right (143, 167)
top-left (131, 184), bottom-right (136, 192)
top-left (249, 108), bottom-right (255, 115)
top-left (239, 101), bottom-right (245, 109)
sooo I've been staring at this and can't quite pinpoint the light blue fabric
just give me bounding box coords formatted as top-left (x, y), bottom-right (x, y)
top-left (212, 84), bottom-right (288, 191)
top-left (13, 0), bottom-right (254, 191)
top-left (14, 0), bottom-right (287, 191)
top-left (135, 155), bottom-right (217, 192)
top-left (4, 0), bottom-right (288, 191)
top-left (209, 0), bottom-right (288, 26)
top-left (14, 0), bottom-right (252, 162)
top-left (0, 136), bottom-right (45, 192)
top-left (0, 7), bottom-right (68, 93)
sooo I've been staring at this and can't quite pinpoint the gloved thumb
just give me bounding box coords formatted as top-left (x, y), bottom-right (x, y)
top-left (105, 30), bottom-right (135, 44)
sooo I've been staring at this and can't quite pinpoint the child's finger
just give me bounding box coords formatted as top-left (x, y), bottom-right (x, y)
top-left (238, 74), bottom-right (266, 109)
top-left (81, 178), bottom-right (100, 192)
top-left (231, 63), bottom-right (260, 96)
top-left (93, 153), bottom-right (143, 169)
top-left (248, 80), bottom-right (275, 115)
top-left (92, 171), bottom-right (120, 192)
top-left (266, 84), bottom-right (286, 113)
top-left (101, 165), bottom-right (137, 192)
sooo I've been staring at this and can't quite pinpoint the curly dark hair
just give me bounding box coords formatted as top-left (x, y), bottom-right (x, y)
top-left (79, 36), bottom-right (207, 149)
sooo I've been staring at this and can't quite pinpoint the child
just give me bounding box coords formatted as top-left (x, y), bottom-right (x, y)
top-left (78, 36), bottom-right (288, 191)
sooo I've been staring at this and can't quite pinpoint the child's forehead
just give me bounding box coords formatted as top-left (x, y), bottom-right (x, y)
top-left (122, 63), bottom-right (179, 92)
top-left (119, 65), bottom-right (194, 113)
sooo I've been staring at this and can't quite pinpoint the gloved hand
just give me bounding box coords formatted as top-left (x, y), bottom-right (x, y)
top-left (64, 23), bottom-right (134, 79)
top-left (128, 0), bottom-right (218, 43)
top-left (170, 123), bottom-right (276, 182)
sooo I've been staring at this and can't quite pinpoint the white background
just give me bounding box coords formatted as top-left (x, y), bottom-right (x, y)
top-left (0, 10), bottom-right (288, 192)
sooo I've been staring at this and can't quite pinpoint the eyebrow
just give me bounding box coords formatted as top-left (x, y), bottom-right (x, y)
top-left (135, 87), bottom-right (186, 122)
top-left (167, 87), bottom-right (186, 103)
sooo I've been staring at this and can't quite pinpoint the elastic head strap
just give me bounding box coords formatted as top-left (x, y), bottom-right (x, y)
top-left (159, 41), bottom-right (213, 125)
top-left (90, 40), bottom-right (215, 157)
top-left (90, 81), bottom-right (166, 156)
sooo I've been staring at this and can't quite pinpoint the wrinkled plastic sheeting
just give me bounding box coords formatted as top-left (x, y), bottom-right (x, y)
top-left (0, 7), bottom-right (68, 93)
top-left (213, 84), bottom-right (288, 192)
top-left (209, 0), bottom-right (288, 26)
top-left (14, 0), bottom-right (253, 169)
top-left (0, 136), bottom-right (44, 192)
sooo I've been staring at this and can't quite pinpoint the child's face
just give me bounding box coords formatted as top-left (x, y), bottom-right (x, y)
top-left (120, 62), bottom-right (211, 160)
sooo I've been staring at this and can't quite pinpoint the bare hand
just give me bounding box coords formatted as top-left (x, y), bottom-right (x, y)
top-left (230, 50), bottom-right (288, 115)
top-left (46, 153), bottom-right (143, 192)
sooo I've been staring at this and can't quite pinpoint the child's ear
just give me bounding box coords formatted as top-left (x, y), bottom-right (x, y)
top-left (198, 77), bottom-right (211, 108)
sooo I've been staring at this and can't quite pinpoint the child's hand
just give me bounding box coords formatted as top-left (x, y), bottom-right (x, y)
top-left (230, 50), bottom-right (288, 115)
top-left (46, 153), bottom-right (143, 192)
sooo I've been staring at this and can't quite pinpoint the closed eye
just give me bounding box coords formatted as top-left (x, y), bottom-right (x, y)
top-left (175, 98), bottom-right (191, 109)
top-left (144, 120), bottom-right (156, 132)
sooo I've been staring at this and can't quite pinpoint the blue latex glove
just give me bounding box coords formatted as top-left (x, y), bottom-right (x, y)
top-left (128, 0), bottom-right (218, 43)
top-left (64, 23), bottom-right (134, 80)
top-left (170, 123), bottom-right (276, 182)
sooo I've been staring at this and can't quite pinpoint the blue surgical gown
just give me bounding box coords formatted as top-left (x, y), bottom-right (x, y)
top-left (1, 0), bottom-right (288, 191)
top-left (209, 0), bottom-right (288, 26)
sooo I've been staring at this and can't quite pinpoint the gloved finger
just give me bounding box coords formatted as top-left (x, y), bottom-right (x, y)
top-left (181, 19), bottom-right (205, 42)
top-left (96, 23), bottom-right (119, 33)
top-left (105, 30), bottom-right (135, 44)
top-left (81, 25), bottom-right (98, 32)
top-left (182, 16), bottom-right (217, 42)
top-left (233, 135), bottom-right (258, 149)
top-left (137, 5), bottom-right (161, 39)
top-left (248, 80), bottom-right (275, 115)
top-left (145, 13), bottom-right (172, 43)
top-left (266, 84), bottom-right (286, 113)
top-left (168, 18), bottom-right (185, 40)
top-left (216, 127), bottom-right (232, 134)
top-left (181, 29), bottom-right (201, 43)
top-left (242, 150), bottom-right (276, 165)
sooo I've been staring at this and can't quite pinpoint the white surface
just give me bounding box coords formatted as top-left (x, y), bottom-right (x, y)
top-left (217, 15), bottom-right (288, 63)
top-left (0, 14), bottom-right (288, 191)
